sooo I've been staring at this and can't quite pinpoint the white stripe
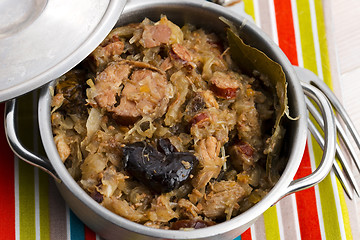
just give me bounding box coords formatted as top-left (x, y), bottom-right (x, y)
top-left (15, 157), bottom-right (20, 240)
top-left (307, 132), bottom-right (327, 239)
top-left (66, 205), bottom-right (71, 239)
top-left (253, 0), bottom-right (261, 27)
top-left (291, 0), bottom-right (304, 68)
top-left (268, 0), bottom-right (279, 45)
top-left (250, 224), bottom-right (257, 240)
top-left (330, 171), bottom-right (347, 239)
top-left (276, 202), bottom-right (285, 240)
top-left (290, 194), bottom-right (302, 240)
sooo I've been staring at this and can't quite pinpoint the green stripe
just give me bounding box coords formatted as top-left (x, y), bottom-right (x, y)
top-left (243, 0), bottom-right (256, 22)
top-left (314, 2), bottom-right (352, 239)
top-left (263, 206), bottom-right (281, 240)
top-left (19, 162), bottom-right (36, 240)
top-left (296, 0), bottom-right (342, 239)
top-left (39, 171), bottom-right (50, 239)
top-left (18, 93), bottom-right (36, 240)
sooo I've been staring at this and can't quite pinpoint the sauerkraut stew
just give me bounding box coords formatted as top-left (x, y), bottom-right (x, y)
top-left (51, 16), bottom-right (286, 229)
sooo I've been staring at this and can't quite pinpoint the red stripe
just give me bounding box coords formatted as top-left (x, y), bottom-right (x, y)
top-left (0, 103), bottom-right (16, 239)
top-left (274, 0), bottom-right (299, 66)
top-left (85, 225), bottom-right (97, 240)
top-left (294, 144), bottom-right (322, 239)
top-left (273, 1), bottom-right (322, 239)
top-left (241, 227), bottom-right (252, 240)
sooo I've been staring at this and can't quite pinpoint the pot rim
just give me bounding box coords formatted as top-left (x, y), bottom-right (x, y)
top-left (38, 0), bottom-right (308, 238)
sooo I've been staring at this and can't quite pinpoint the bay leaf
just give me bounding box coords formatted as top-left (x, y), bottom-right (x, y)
top-left (227, 28), bottom-right (288, 180)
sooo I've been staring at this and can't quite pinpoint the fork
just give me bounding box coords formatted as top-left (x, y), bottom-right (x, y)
top-left (295, 66), bottom-right (360, 200)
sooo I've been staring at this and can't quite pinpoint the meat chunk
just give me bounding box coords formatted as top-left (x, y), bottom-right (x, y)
top-left (199, 181), bottom-right (249, 219)
top-left (88, 36), bottom-right (125, 71)
top-left (147, 195), bottom-right (179, 222)
top-left (192, 137), bottom-right (224, 190)
top-left (94, 62), bottom-right (131, 110)
top-left (209, 71), bottom-right (240, 99)
top-left (113, 69), bottom-right (170, 119)
top-left (94, 61), bottom-right (171, 123)
top-left (141, 24), bottom-right (171, 48)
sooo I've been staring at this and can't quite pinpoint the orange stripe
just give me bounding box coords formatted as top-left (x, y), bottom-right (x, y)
top-left (241, 227), bottom-right (252, 240)
top-left (294, 144), bottom-right (322, 239)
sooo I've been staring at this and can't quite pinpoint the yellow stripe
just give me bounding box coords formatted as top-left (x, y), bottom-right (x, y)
top-left (313, 0), bottom-right (333, 89)
top-left (314, 1), bottom-right (353, 238)
top-left (263, 206), bottom-right (281, 240)
top-left (244, 0), bottom-right (256, 22)
top-left (296, 0), bottom-right (317, 74)
top-left (296, 0), bottom-right (343, 239)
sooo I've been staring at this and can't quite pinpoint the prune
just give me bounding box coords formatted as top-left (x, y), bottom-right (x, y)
top-left (157, 138), bottom-right (178, 155)
top-left (123, 140), bottom-right (198, 193)
top-left (170, 219), bottom-right (215, 230)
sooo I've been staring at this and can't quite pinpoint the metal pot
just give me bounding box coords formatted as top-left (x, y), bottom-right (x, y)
top-left (4, 0), bottom-right (336, 239)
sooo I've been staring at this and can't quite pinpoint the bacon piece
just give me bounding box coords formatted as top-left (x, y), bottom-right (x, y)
top-left (189, 112), bottom-right (209, 127)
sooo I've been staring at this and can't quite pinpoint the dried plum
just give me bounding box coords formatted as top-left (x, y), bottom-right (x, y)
top-left (157, 138), bottom-right (178, 155)
top-left (170, 219), bottom-right (216, 230)
top-left (123, 140), bottom-right (198, 193)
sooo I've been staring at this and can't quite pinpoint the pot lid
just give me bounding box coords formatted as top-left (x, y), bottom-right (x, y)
top-left (0, 0), bottom-right (126, 102)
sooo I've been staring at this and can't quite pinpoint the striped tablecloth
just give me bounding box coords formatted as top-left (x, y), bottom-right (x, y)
top-left (0, 0), bottom-right (359, 239)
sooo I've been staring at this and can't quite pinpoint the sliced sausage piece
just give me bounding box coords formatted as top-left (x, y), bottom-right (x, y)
top-left (209, 71), bottom-right (239, 99)
top-left (141, 24), bottom-right (171, 48)
top-left (171, 43), bottom-right (193, 62)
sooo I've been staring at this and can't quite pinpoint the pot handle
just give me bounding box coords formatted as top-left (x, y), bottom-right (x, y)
top-left (4, 98), bottom-right (60, 182)
top-left (280, 68), bottom-right (336, 198)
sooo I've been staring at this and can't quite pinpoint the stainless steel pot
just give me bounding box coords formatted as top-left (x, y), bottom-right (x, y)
top-left (4, 0), bottom-right (336, 239)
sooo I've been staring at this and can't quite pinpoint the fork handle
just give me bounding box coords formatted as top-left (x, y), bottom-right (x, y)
top-left (280, 68), bottom-right (336, 198)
